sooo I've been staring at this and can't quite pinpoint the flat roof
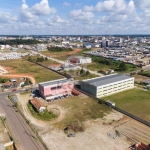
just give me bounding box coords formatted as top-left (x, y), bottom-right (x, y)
top-left (39, 78), bottom-right (73, 87)
top-left (82, 74), bottom-right (133, 87)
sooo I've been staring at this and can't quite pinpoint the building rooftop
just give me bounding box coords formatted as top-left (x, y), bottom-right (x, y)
top-left (82, 74), bottom-right (133, 87)
top-left (39, 78), bottom-right (73, 87)
top-left (30, 98), bottom-right (45, 110)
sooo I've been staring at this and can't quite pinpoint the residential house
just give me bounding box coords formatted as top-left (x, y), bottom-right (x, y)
top-left (30, 98), bottom-right (46, 112)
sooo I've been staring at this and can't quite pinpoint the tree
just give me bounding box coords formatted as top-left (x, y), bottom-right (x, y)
top-left (119, 63), bottom-right (127, 71)
top-left (14, 102), bottom-right (18, 108)
top-left (45, 57), bottom-right (48, 61)
top-left (80, 68), bottom-right (85, 76)
top-left (86, 70), bottom-right (90, 76)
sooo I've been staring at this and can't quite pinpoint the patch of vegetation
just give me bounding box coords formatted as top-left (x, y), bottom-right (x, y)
top-left (138, 70), bottom-right (150, 77)
top-left (5, 145), bottom-right (14, 150)
top-left (0, 59), bottom-right (62, 83)
top-left (27, 103), bottom-right (57, 121)
top-left (0, 39), bottom-right (43, 45)
top-left (0, 77), bottom-right (9, 83)
top-left (102, 89), bottom-right (150, 122)
top-left (53, 96), bottom-right (111, 129)
top-left (27, 56), bottom-right (48, 62)
top-left (91, 56), bottom-right (140, 72)
top-left (47, 46), bottom-right (72, 52)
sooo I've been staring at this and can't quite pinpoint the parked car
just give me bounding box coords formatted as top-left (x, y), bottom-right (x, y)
top-left (67, 133), bottom-right (75, 137)
top-left (12, 89), bottom-right (16, 92)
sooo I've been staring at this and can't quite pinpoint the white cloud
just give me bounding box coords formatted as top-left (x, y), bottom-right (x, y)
top-left (0, 11), bottom-right (18, 23)
top-left (95, 0), bottom-right (133, 13)
top-left (63, 2), bottom-right (71, 6)
top-left (83, 5), bottom-right (94, 12)
top-left (69, 9), bottom-right (94, 21)
top-left (20, 0), bottom-right (57, 22)
top-left (32, 0), bottom-right (56, 15)
top-left (134, 0), bottom-right (150, 9)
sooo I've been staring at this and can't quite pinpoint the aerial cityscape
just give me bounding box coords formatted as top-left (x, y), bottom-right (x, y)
top-left (0, 0), bottom-right (150, 150)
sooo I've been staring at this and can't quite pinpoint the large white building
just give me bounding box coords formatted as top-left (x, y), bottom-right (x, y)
top-left (80, 74), bottom-right (134, 98)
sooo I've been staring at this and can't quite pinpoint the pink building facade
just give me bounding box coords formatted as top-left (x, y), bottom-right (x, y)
top-left (39, 78), bottom-right (74, 100)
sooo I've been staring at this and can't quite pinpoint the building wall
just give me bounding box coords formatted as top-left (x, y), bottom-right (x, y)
top-left (96, 78), bottom-right (134, 98)
top-left (80, 82), bottom-right (97, 97)
top-left (79, 58), bottom-right (92, 64)
top-left (39, 81), bottom-right (74, 99)
top-left (80, 77), bottom-right (134, 98)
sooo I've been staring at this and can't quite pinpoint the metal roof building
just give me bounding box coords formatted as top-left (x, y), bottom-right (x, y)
top-left (80, 74), bottom-right (134, 98)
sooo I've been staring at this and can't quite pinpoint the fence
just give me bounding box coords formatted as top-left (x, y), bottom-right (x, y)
top-left (8, 95), bottom-right (49, 150)
top-left (75, 87), bottom-right (150, 128)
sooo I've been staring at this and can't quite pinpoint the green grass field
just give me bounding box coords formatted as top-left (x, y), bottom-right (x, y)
top-left (52, 96), bottom-right (111, 129)
top-left (0, 59), bottom-right (62, 83)
top-left (83, 62), bottom-right (110, 71)
top-left (102, 88), bottom-right (150, 122)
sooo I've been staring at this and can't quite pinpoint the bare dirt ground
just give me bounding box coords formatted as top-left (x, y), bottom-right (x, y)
top-left (133, 74), bottom-right (149, 82)
top-left (0, 74), bottom-right (36, 84)
top-left (16, 93), bottom-right (66, 127)
top-left (68, 48), bottom-right (82, 55)
top-left (16, 93), bottom-right (150, 150)
top-left (39, 111), bottom-right (132, 150)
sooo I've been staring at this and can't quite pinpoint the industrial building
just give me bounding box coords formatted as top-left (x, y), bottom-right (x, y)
top-left (80, 74), bottom-right (134, 98)
top-left (39, 78), bottom-right (74, 100)
top-left (68, 56), bottom-right (92, 65)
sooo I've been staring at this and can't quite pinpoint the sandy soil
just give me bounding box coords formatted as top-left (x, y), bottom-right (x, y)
top-left (16, 93), bottom-right (150, 150)
top-left (68, 48), bottom-right (82, 55)
top-left (16, 94), bottom-right (66, 127)
top-left (39, 111), bottom-right (132, 150)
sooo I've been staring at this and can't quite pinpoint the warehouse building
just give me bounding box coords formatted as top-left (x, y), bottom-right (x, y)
top-left (80, 74), bottom-right (134, 98)
top-left (39, 78), bottom-right (74, 101)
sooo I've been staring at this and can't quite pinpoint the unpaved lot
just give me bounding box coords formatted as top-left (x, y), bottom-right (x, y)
top-left (16, 93), bottom-right (150, 150)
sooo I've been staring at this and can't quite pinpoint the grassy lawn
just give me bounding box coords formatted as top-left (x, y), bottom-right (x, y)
top-left (40, 49), bottom-right (83, 61)
top-left (23, 55), bottom-right (61, 67)
top-left (102, 88), bottom-right (150, 122)
top-left (27, 103), bottom-right (57, 121)
top-left (52, 96), bottom-right (111, 129)
top-left (0, 59), bottom-right (62, 83)
top-left (83, 62), bottom-right (110, 71)
top-left (5, 145), bottom-right (14, 150)
top-left (133, 74), bottom-right (149, 82)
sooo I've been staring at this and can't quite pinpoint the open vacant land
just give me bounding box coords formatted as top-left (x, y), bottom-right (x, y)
top-left (16, 92), bottom-right (150, 150)
top-left (40, 48), bottom-right (82, 60)
top-left (103, 88), bottom-right (150, 122)
top-left (83, 62), bottom-right (110, 71)
top-left (133, 74), bottom-right (149, 82)
top-left (0, 59), bottom-right (62, 83)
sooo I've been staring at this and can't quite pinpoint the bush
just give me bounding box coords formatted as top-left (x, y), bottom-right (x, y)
top-left (27, 103), bottom-right (57, 121)
top-left (47, 46), bottom-right (72, 52)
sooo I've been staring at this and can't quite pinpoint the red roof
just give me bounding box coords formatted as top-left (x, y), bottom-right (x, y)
top-left (69, 57), bottom-right (79, 64)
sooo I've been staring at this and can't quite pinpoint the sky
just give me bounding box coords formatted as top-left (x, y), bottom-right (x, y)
top-left (0, 0), bottom-right (150, 35)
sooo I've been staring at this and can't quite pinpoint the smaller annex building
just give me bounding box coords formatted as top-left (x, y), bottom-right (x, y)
top-left (80, 74), bottom-right (134, 98)
top-left (39, 78), bottom-right (74, 100)
top-left (68, 56), bottom-right (91, 65)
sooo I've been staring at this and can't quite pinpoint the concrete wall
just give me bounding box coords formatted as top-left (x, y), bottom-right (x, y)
top-left (79, 58), bottom-right (92, 64)
top-left (39, 81), bottom-right (74, 98)
top-left (80, 78), bottom-right (134, 98)
top-left (96, 78), bottom-right (134, 98)
top-left (80, 82), bottom-right (97, 97)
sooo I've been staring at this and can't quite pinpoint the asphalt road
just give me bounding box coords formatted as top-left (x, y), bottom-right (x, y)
top-left (0, 93), bottom-right (46, 150)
